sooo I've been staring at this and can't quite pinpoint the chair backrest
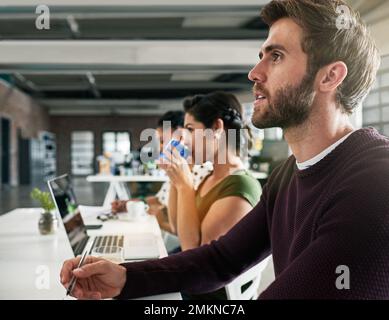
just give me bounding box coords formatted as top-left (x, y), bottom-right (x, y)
top-left (162, 231), bottom-right (180, 253)
top-left (225, 255), bottom-right (272, 300)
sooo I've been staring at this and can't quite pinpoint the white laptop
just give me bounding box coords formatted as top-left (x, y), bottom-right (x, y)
top-left (47, 174), bottom-right (160, 260)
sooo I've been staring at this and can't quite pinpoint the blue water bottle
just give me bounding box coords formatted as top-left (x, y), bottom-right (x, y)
top-left (160, 139), bottom-right (189, 160)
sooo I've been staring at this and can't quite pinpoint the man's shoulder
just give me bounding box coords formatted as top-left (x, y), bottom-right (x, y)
top-left (343, 128), bottom-right (389, 173)
top-left (330, 129), bottom-right (389, 195)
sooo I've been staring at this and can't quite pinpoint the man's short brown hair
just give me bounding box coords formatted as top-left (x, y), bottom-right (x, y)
top-left (261, 0), bottom-right (380, 114)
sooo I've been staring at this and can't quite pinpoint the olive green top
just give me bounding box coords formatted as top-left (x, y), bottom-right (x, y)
top-left (195, 169), bottom-right (262, 223)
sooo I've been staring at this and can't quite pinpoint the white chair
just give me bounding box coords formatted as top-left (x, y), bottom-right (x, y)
top-left (161, 231), bottom-right (180, 253)
top-left (225, 255), bottom-right (272, 300)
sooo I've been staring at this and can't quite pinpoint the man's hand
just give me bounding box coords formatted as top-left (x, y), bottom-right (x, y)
top-left (60, 256), bottom-right (127, 300)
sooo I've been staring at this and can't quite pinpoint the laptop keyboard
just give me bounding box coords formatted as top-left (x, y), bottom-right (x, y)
top-left (88, 234), bottom-right (160, 260)
top-left (92, 235), bottom-right (124, 251)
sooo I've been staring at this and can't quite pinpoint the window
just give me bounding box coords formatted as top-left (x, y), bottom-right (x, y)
top-left (363, 54), bottom-right (389, 137)
top-left (102, 131), bottom-right (131, 163)
top-left (71, 131), bottom-right (94, 175)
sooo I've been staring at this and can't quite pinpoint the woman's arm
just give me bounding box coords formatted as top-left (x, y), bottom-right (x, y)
top-left (156, 207), bottom-right (175, 234)
top-left (161, 148), bottom-right (200, 247)
top-left (176, 184), bottom-right (201, 250)
top-left (167, 184), bottom-right (178, 234)
top-left (200, 196), bottom-right (253, 245)
top-left (148, 203), bottom-right (174, 234)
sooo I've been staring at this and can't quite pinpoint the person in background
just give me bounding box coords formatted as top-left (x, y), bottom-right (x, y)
top-left (110, 111), bottom-right (184, 229)
top-left (111, 110), bottom-right (213, 236)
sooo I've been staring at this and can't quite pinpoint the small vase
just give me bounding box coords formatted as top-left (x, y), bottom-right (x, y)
top-left (38, 211), bottom-right (59, 235)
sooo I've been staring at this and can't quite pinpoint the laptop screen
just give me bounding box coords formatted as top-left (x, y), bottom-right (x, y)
top-left (48, 174), bottom-right (88, 255)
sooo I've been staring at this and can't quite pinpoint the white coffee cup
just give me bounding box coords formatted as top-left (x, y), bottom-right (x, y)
top-left (124, 200), bottom-right (149, 220)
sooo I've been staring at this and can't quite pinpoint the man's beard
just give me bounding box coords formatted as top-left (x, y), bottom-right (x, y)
top-left (252, 72), bottom-right (316, 130)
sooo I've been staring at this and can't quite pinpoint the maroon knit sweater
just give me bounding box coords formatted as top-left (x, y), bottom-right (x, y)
top-left (116, 128), bottom-right (389, 299)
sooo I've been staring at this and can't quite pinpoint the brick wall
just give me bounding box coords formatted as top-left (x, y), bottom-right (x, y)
top-left (0, 80), bottom-right (50, 186)
top-left (50, 115), bottom-right (159, 175)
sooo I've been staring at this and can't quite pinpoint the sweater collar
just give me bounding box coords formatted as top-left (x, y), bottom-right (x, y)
top-left (293, 127), bottom-right (383, 178)
top-left (296, 130), bottom-right (356, 170)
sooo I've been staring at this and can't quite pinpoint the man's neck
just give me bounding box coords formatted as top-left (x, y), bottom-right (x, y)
top-left (284, 106), bottom-right (355, 163)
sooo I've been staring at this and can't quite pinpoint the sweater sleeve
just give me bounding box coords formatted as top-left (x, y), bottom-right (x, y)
top-left (259, 161), bottom-right (389, 299)
top-left (115, 186), bottom-right (271, 299)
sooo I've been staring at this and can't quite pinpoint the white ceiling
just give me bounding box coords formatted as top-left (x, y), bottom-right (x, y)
top-left (0, 1), bottom-right (267, 115)
top-left (0, 40), bottom-right (261, 65)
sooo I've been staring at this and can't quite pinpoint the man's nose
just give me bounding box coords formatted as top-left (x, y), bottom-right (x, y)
top-left (248, 62), bottom-right (266, 83)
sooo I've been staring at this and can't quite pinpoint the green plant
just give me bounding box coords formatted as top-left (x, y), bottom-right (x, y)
top-left (30, 188), bottom-right (55, 212)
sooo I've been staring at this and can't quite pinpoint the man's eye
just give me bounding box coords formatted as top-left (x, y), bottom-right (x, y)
top-left (271, 52), bottom-right (281, 62)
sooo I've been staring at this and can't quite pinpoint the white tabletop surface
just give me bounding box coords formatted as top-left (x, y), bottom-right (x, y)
top-left (0, 207), bottom-right (181, 300)
top-left (87, 175), bottom-right (168, 183)
top-left (249, 171), bottom-right (268, 180)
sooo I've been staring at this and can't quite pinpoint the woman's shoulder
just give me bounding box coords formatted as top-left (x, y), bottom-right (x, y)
top-left (223, 170), bottom-right (261, 187)
top-left (216, 170), bottom-right (262, 206)
top-left (218, 170), bottom-right (261, 195)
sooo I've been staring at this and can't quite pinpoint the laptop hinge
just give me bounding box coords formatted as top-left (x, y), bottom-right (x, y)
top-left (74, 235), bottom-right (90, 256)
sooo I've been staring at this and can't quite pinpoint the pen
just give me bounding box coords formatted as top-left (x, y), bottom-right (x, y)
top-left (66, 249), bottom-right (89, 296)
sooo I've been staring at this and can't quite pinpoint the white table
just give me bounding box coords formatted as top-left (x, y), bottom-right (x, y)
top-left (87, 175), bottom-right (169, 207)
top-left (88, 172), bottom-right (267, 207)
top-left (0, 207), bottom-right (181, 300)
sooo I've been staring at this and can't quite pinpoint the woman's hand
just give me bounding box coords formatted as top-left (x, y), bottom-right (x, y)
top-left (145, 196), bottom-right (160, 207)
top-left (158, 148), bottom-right (193, 190)
top-left (145, 196), bottom-right (164, 216)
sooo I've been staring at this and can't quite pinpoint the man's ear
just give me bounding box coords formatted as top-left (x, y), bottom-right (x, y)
top-left (317, 61), bottom-right (348, 93)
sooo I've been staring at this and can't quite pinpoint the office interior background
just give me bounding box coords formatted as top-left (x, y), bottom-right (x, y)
top-left (0, 0), bottom-right (388, 214)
